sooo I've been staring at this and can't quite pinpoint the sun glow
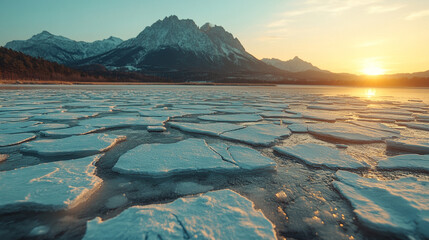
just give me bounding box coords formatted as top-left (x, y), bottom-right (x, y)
top-left (361, 59), bottom-right (386, 76)
top-left (365, 89), bottom-right (376, 98)
top-left (362, 65), bottom-right (386, 76)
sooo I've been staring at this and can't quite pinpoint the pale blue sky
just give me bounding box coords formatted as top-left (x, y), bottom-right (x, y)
top-left (1, 0), bottom-right (428, 73)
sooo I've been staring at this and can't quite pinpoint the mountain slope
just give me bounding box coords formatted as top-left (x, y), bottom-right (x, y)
top-left (5, 31), bottom-right (123, 64)
top-left (262, 57), bottom-right (324, 72)
top-left (81, 16), bottom-right (272, 72)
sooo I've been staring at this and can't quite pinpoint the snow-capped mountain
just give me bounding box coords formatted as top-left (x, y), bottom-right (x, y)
top-left (82, 16), bottom-right (269, 72)
top-left (5, 31), bottom-right (123, 64)
top-left (261, 57), bottom-right (323, 72)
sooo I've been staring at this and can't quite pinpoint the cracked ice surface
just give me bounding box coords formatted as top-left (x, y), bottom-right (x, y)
top-left (84, 189), bottom-right (276, 240)
top-left (113, 138), bottom-right (276, 177)
top-left (198, 113), bottom-right (263, 122)
top-left (274, 143), bottom-right (368, 169)
top-left (308, 122), bottom-right (398, 143)
top-left (377, 154), bottom-right (429, 172)
top-left (333, 171), bottom-right (429, 239)
top-left (1, 86), bottom-right (429, 240)
top-left (21, 133), bottom-right (126, 157)
top-left (0, 155), bottom-right (102, 212)
top-left (220, 124), bottom-right (292, 146)
top-left (0, 133), bottom-right (36, 147)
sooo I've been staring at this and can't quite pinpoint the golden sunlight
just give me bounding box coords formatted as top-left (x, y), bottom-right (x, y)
top-left (365, 88), bottom-right (376, 98)
top-left (361, 59), bottom-right (386, 76)
top-left (362, 65), bottom-right (386, 76)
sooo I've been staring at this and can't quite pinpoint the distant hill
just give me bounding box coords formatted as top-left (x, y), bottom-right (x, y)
top-left (5, 31), bottom-right (122, 64)
top-left (261, 57), bottom-right (324, 72)
top-left (0, 47), bottom-right (159, 82)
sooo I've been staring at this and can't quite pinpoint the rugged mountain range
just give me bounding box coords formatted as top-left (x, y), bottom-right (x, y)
top-left (80, 16), bottom-right (270, 72)
top-left (261, 57), bottom-right (324, 72)
top-left (5, 31), bottom-right (123, 64)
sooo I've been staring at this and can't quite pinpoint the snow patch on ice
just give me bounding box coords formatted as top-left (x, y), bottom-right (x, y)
top-left (84, 189), bottom-right (276, 240)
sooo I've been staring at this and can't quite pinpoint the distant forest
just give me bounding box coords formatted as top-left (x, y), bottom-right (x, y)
top-left (0, 47), bottom-right (162, 83)
top-left (1, 47), bottom-right (428, 86)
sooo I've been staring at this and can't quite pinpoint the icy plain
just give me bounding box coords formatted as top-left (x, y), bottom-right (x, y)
top-left (0, 85), bottom-right (428, 240)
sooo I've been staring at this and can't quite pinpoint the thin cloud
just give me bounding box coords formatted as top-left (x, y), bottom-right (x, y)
top-left (267, 19), bottom-right (291, 28)
top-left (368, 4), bottom-right (404, 14)
top-left (258, 36), bottom-right (286, 42)
top-left (283, 0), bottom-right (381, 17)
top-left (356, 40), bottom-right (385, 48)
top-left (405, 9), bottom-right (429, 20)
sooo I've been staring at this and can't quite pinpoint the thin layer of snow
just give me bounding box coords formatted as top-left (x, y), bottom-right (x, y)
top-left (32, 112), bottom-right (95, 121)
top-left (84, 189), bottom-right (276, 240)
top-left (308, 122), bottom-right (397, 143)
top-left (139, 109), bottom-right (214, 117)
top-left (79, 116), bottom-right (168, 129)
top-left (220, 124), bottom-right (291, 146)
top-left (198, 114), bottom-right (262, 122)
top-left (398, 122), bottom-right (429, 131)
top-left (286, 110), bottom-right (346, 122)
top-left (21, 133), bottom-right (126, 157)
top-left (0, 133), bottom-right (36, 147)
top-left (228, 145), bottom-right (277, 171)
top-left (358, 109), bottom-right (413, 116)
top-left (287, 124), bottom-right (308, 133)
top-left (147, 126), bottom-right (167, 132)
top-left (113, 139), bottom-right (238, 177)
top-left (348, 121), bottom-right (400, 134)
top-left (274, 143), bottom-right (368, 169)
top-left (41, 125), bottom-right (104, 137)
top-left (333, 171), bottom-right (429, 239)
top-left (386, 139), bottom-right (429, 154)
top-left (377, 154), bottom-right (429, 172)
top-left (358, 113), bottom-right (414, 122)
top-left (0, 155), bottom-right (102, 212)
top-left (259, 111), bottom-right (297, 118)
top-left (169, 122), bottom-right (244, 136)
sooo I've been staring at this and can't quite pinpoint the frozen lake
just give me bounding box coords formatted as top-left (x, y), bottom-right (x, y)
top-left (0, 84), bottom-right (428, 240)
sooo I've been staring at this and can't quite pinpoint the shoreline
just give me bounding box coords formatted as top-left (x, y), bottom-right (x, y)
top-left (0, 80), bottom-right (276, 86)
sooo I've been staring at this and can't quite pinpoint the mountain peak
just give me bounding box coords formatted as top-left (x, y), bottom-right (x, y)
top-left (32, 30), bottom-right (54, 40)
top-left (261, 57), bottom-right (323, 72)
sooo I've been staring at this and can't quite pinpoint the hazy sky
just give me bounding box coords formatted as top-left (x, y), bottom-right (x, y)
top-left (1, 0), bottom-right (428, 74)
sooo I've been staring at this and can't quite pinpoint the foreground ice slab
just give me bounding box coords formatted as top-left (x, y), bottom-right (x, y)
top-left (333, 171), bottom-right (429, 239)
top-left (0, 155), bottom-right (102, 212)
top-left (0, 133), bottom-right (36, 147)
top-left (84, 190), bottom-right (276, 240)
top-left (198, 114), bottom-right (262, 122)
top-left (386, 139), bottom-right (429, 154)
top-left (220, 124), bottom-right (291, 146)
top-left (274, 143), bottom-right (368, 169)
top-left (308, 122), bottom-right (397, 143)
top-left (21, 134), bottom-right (126, 157)
top-left (377, 154), bottom-right (429, 172)
top-left (169, 122), bottom-right (244, 136)
top-left (113, 139), bottom-right (238, 177)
